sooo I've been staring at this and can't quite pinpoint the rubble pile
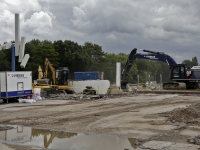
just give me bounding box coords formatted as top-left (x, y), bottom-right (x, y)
top-left (163, 103), bottom-right (200, 125)
top-left (46, 91), bottom-right (134, 100)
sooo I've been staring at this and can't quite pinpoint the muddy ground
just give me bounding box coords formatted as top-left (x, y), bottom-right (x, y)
top-left (0, 93), bottom-right (200, 149)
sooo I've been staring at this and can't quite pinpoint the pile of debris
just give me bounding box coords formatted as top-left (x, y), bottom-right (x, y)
top-left (163, 103), bottom-right (200, 125)
top-left (44, 87), bottom-right (134, 100)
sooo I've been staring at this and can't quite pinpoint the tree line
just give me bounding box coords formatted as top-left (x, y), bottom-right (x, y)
top-left (0, 39), bottom-right (198, 84)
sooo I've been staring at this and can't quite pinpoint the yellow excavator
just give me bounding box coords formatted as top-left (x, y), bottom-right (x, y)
top-left (32, 65), bottom-right (51, 91)
top-left (34, 58), bottom-right (70, 92)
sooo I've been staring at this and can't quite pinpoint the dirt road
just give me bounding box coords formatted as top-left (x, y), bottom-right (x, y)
top-left (0, 93), bottom-right (200, 149)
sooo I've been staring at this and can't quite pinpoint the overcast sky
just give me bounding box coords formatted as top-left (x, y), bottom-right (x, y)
top-left (0, 0), bottom-right (200, 63)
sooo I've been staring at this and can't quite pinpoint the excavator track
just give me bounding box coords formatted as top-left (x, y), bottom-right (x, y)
top-left (163, 82), bottom-right (186, 90)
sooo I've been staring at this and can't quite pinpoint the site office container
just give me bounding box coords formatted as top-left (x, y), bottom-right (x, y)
top-left (74, 72), bottom-right (100, 80)
top-left (0, 71), bottom-right (32, 102)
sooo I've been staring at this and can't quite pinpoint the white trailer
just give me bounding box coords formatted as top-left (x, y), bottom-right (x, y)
top-left (0, 71), bottom-right (32, 102)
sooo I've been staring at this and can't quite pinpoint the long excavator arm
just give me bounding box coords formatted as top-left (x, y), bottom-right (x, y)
top-left (121, 48), bottom-right (137, 89)
top-left (38, 65), bottom-right (43, 79)
top-left (121, 48), bottom-right (177, 89)
top-left (136, 49), bottom-right (177, 67)
top-left (44, 58), bottom-right (56, 85)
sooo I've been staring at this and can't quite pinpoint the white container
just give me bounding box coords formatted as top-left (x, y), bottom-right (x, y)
top-left (0, 71), bottom-right (32, 99)
top-left (68, 80), bottom-right (110, 94)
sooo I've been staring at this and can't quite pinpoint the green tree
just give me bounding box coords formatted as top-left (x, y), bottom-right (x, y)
top-left (192, 56), bottom-right (198, 66)
top-left (54, 40), bottom-right (93, 78)
top-left (182, 56), bottom-right (198, 69)
top-left (100, 53), bottom-right (117, 83)
top-left (25, 39), bottom-right (59, 80)
top-left (0, 50), bottom-right (11, 71)
top-left (100, 52), bottom-right (137, 84)
top-left (82, 42), bottom-right (105, 71)
top-left (53, 40), bottom-right (66, 67)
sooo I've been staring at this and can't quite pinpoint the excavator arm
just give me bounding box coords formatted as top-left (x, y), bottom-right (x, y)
top-left (38, 65), bottom-right (43, 79)
top-left (121, 48), bottom-right (137, 89)
top-left (136, 49), bottom-right (177, 67)
top-left (121, 48), bottom-right (177, 89)
top-left (44, 58), bottom-right (56, 85)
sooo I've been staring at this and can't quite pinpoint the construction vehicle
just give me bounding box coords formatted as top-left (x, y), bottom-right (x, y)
top-left (38, 65), bottom-right (43, 79)
top-left (36, 58), bottom-right (71, 92)
top-left (32, 65), bottom-right (50, 92)
top-left (121, 48), bottom-right (200, 90)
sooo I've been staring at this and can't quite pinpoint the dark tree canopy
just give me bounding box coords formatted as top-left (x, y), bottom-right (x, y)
top-left (1, 39), bottom-right (198, 84)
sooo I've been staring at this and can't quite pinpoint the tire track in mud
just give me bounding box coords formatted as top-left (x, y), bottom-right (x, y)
top-left (0, 95), bottom-right (198, 133)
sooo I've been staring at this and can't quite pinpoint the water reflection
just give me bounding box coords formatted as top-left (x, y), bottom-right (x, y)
top-left (32, 128), bottom-right (77, 148)
top-left (0, 125), bottom-right (138, 150)
top-left (0, 125), bottom-right (31, 143)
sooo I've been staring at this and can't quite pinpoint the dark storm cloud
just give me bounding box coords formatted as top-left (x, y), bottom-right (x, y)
top-left (1, 0), bottom-right (200, 63)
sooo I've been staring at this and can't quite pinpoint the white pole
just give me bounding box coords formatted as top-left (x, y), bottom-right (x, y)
top-left (15, 14), bottom-right (20, 56)
top-left (18, 37), bottom-right (26, 62)
top-left (101, 72), bottom-right (104, 80)
top-left (116, 62), bottom-right (121, 87)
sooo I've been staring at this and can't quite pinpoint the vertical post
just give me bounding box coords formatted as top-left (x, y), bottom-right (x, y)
top-left (145, 72), bottom-right (147, 83)
top-left (116, 62), bottom-right (121, 88)
top-left (101, 72), bottom-right (104, 80)
top-left (137, 74), bottom-right (139, 88)
top-left (148, 74), bottom-right (150, 86)
top-left (160, 74), bottom-right (162, 89)
top-left (11, 44), bottom-right (15, 71)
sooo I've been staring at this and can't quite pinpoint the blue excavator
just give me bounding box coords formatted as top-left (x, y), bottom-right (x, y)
top-left (121, 48), bottom-right (200, 90)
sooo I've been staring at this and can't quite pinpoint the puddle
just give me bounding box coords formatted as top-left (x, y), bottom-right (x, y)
top-left (0, 125), bottom-right (138, 150)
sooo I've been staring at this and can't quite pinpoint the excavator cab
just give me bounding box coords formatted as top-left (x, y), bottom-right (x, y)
top-left (170, 64), bottom-right (200, 89)
top-left (56, 67), bottom-right (69, 85)
top-left (170, 64), bottom-right (187, 80)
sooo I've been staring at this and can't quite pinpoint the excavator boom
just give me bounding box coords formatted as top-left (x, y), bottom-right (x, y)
top-left (121, 48), bottom-right (137, 89)
top-left (36, 58), bottom-right (70, 92)
top-left (44, 58), bottom-right (56, 85)
top-left (36, 58), bottom-right (56, 85)
top-left (136, 49), bottom-right (177, 67)
top-left (38, 65), bottom-right (43, 79)
top-left (120, 48), bottom-right (199, 90)
top-left (121, 48), bottom-right (178, 89)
